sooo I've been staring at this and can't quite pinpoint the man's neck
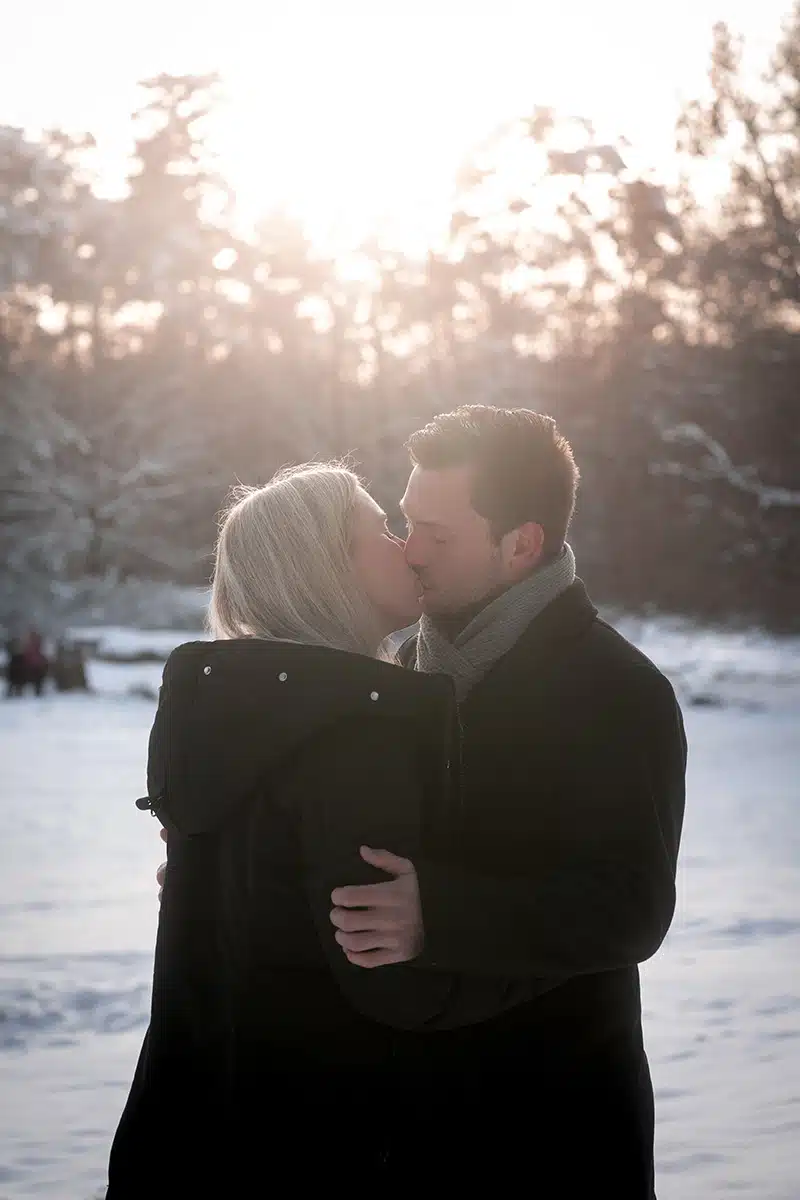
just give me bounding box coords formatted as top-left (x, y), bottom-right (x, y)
top-left (431, 550), bottom-right (562, 641)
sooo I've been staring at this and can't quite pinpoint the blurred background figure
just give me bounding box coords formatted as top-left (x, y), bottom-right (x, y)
top-left (5, 629), bottom-right (49, 697)
top-left (4, 634), bottom-right (25, 697)
top-left (52, 640), bottom-right (89, 693)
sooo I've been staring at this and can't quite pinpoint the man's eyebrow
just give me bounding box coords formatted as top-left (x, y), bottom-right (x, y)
top-left (399, 502), bottom-right (448, 528)
top-left (401, 514), bottom-right (448, 529)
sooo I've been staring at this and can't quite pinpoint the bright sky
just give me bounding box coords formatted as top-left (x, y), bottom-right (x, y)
top-left (2, 0), bottom-right (790, 250)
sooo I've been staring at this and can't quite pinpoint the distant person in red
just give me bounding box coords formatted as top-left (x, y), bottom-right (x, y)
top-left (6, 630), bottom-right (49, 697)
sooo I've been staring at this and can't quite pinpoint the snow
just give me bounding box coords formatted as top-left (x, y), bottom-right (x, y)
top-left (0, 693), bottom-right (160, 1200)
top-left (67, 625), bottom-right (207, 660)
top-left (1, 621), bottom-right (799, 1198)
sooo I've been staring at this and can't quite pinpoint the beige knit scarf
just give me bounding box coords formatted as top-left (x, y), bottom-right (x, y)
top-left (415, 545), bottom-right (576, 700)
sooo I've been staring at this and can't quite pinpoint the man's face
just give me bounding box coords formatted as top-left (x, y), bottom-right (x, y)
top-left (401, 465), bottom-right (510, 617)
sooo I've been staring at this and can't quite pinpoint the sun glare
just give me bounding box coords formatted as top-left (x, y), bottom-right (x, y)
top-left (215, 38), bottom-right (485, 255)
top-left (207, 3), bottom-right (686, 256)
top-left (219, 78), bottom-right (460, 255)
top-left (5, 0), bottom-right (784, 256)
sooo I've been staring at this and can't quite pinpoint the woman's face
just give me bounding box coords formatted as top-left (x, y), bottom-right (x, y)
top-left (350, 488), bottom-right (422, 637)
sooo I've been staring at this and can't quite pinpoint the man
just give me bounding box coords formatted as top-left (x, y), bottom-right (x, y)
top-left (329, 406), bottom-right (687, 1195)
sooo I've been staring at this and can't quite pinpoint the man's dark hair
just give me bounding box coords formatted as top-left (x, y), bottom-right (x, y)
top-left (406, 406), bottom-right (579, 556)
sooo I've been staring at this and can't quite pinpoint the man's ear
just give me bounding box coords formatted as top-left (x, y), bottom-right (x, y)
top-left (505, 522), bottom-right (545, 576)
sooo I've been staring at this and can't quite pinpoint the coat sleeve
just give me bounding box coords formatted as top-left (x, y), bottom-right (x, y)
top-left (414, 669), bottom-right (687, 978)
top-left (278, 712), bottom-right (533, 1030)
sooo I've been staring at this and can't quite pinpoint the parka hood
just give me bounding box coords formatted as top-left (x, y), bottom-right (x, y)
top-left (140, 638), bottom-right (456, 837)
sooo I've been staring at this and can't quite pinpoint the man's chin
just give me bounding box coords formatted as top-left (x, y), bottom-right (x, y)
top-left (420, 586), bottom-right (494, 623)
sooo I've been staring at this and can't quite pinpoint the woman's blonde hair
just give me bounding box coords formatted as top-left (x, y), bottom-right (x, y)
top-left (208, 463), bottom-right (383, 656)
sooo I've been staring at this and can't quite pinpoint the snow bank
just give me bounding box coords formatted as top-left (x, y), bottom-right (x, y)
top-left (64, 613), bottom-right (800, 711)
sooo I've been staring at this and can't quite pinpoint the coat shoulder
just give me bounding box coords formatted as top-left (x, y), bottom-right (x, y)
top-left (588, 617), bottom-right (668, 674)
top-left (150, 638), bottom-right (457, 837)
top-left (579, 617), bottom-right (681, 710)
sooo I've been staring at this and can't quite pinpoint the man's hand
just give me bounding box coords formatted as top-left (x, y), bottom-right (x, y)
top-left (156, 826), bottom-right (167, 900)
top-left (330, 846), bottom-right (424, 968)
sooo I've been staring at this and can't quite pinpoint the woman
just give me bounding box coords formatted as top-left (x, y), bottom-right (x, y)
top-left (106, 464), bottom-right (528, 1196)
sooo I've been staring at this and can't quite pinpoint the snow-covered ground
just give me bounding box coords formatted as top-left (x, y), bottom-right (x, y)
top-left (1, 620), bottom-right (799, 1199)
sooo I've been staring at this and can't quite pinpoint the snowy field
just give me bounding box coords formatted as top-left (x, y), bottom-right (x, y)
top-left (1, 619), bottom-right (799, 1199)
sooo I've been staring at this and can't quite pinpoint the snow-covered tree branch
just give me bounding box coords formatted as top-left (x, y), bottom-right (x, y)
top-left (0, 361), bottom-right (223, 626)
top-left (653, 423), bottom-right (800, 509)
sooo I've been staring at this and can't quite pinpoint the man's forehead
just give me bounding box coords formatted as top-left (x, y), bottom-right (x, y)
top-left (400, 465), bottom-right (476, 521)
